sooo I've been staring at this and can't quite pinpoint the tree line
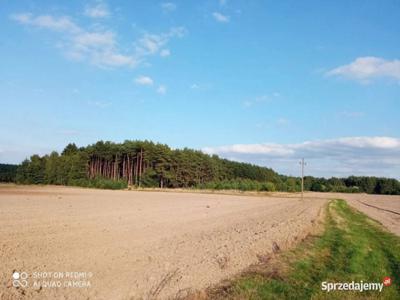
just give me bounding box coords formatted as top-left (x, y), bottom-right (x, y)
top-left (303, 176), bottom-right (400, 195)
top-left (0, 164), bottom-right (18, 182)
top-left (0, 140), bottom-right (399, 194)
top-left (11, 140), bottom-right (282, 190)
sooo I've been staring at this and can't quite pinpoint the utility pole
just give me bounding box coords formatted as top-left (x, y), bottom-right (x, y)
top-left (299, 158), bottom-right (306, 200)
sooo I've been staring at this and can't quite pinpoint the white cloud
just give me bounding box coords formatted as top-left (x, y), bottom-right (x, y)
top-left (84, 3), bottom-right (110, 18)
top-left (10, 12), bottom-right (135, 68)
top-left (11, 13), bottom-right (80, 33)
top-left (73, 31), bottom-right (115, 47)
top-left (138, 34), bottom-right (162, 54)
top-left (243, 93), bottom-right (280, 107)
top-left (11, 12), bottom-right (186, 69)
top-left (135, 76), bottom-right (154, 86)
top-left (243, 100), bottom-right (252, 107)
top-left (134, 78), bottom-right (166, 94)
top-left (67, 29), bottom-right (138, 67)
top-left (276, 118), bottom-right (290, 126)
top-left (160, 49), bottom-right (171, 57)
top-left (190, 83), bottom-right (200, 89)
top-left (203, 137), bottom-right (400, 178)
top-left (91, 52), bottom-right (137, 67)
top-left (135, 27), bottom-right (186, 56)
top-left (204, 143), bottom-right (293, 157)
top-left (157, 85), bottom-right (167, 94)
top-left (212, 12), bottom-right (230, 23)
top-left (161, 2), bottom-right (177, 13)
top-left (339, 111), bottom-right (365, 118)
top-left (88, 100), bottom-right (112, 108)
top-left (327, 56), bottom-right (400, 83)
top-left (10, 13), bottom-right (31, 23)
top-left (205, 137), bottom-right (400, 157)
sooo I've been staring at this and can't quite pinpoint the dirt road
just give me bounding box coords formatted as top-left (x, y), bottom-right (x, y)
top-left (283, 191), bottom-right (400, 236)
top-left (335, 193), bottom-right (400, 236)
top-left (0, 185), bottom-right (326, 299)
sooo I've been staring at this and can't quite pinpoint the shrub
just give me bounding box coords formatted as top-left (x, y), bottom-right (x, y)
top-left (69, 177), bottom-right (127, 190)
top-left (260, 182), bottom-right (276, 192)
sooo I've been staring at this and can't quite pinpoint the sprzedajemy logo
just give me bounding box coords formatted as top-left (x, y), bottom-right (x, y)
top-left (321, 277), bottom-right (392, 293)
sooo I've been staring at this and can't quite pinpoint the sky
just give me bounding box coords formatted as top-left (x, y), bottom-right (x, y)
top-left (0, 0), bottom-right (399, 178)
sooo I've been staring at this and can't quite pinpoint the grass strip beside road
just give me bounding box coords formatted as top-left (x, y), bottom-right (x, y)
top-left (210, 199), bottom-right (400, 299)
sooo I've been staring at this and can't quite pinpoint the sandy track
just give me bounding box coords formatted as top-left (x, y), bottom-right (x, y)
top-left (334, 193), bottom-right (400, 236)
top-left (290, 192), bottom-right (400, 236)
top-left (0, 185), bottom-right (327, 299)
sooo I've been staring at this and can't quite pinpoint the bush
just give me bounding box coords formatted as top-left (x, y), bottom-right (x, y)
top-left (196, 179), bottom-right (277, 192)
top-left (347, 186), bottom-right (360, 193)
top-left (140, 169), bottom-right (160, 187)
top-left (69, 177), bottom-right (127, 190)
top-left (260, 182), bottom-right (276, 192)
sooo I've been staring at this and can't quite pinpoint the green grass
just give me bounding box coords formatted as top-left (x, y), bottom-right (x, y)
top-left (216, 200), bottom-right (400, 299)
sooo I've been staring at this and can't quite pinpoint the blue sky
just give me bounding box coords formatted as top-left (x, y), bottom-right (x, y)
top-left (0, 0), bottom-right (399, 178)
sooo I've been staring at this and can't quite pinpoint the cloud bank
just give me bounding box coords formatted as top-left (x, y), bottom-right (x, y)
top-left (327, 57), bottom-right (400, 83)
top-left (203, 137), bottom-right (400, 178)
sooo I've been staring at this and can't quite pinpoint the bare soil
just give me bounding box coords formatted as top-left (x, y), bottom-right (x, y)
top-left (0, 185), bottom-right (327, 299)
top-left (271, 191), bottom-right (400, 236)
top-left (327, 192), bottom-right (400, 236)
top-left (2, 186), bottom-right (398, 299)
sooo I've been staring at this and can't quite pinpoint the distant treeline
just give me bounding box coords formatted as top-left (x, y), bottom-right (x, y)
top-left (0, 140), bottom-right (399, 194)
top-left (302, 176), bottom-right (400, 195)
top-left (0, 164), bottom-right (18, 182)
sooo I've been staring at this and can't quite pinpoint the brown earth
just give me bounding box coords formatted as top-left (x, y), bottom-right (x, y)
top-left (327, 192), bottom-right (400, 236)
top-left (1, 186), bottom-right (399, 299)
top-left (271, 191), bottom-right (400, 236)
top-left (0, 185), bottom-right (327, 299)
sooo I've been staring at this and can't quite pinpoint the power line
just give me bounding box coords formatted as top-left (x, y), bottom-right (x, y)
top-left (299, 158), bottom-right (307, 200)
